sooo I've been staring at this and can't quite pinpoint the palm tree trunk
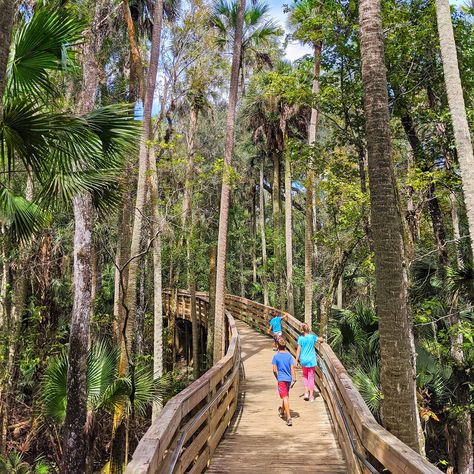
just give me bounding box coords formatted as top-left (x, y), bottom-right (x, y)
top-left (272, 148), bottom-right (283, 308)
top-left (259, 161), bottom-right (269, 306)
top-left (284, 135), bottom-right (294, 316)
top-left (62, 2), bottom-right (104, 470)
top-left (0, 0), bottom-right (16, 119)
top-left (213, 0), bottom-right (246, 363)
top-left (305, 41), bottom-right (322, 327)
top-left (359, 0), bottom-right (423, 453)
top-left (435, 0), bottom-right (474, 260)
top-left (207, 244), bottom-right (217, 364)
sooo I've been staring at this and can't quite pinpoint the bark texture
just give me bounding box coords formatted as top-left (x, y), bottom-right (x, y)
top-left (436, 0), bottom-right (474, 260)
top-left (304, 41), bottom-right (321, 327)
top-left (259, 161), bottom-right (269, 306)
top-left (62, 2), bottom-right (104, 470)
top-left (359, 0), bottom-right (423, 453)
top-left (0, 0), bottom-right (15, 119)
top-left (213, 0), bottom-right (246, 362)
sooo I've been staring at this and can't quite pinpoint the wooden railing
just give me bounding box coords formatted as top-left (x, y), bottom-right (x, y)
top-left (126, 291), bottom-right (240, 474)
top-left (126, 291), bottom-right (442, 474)
top-left (224, 294), bottom-right (442, 474)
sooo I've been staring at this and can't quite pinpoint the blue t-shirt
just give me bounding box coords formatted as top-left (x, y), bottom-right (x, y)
top-left (272, 351), bottom-right (294, 382)
top-left (269, 316), bottom-right (283, 333)
top-left (297, 333), bottom-right (318, 367)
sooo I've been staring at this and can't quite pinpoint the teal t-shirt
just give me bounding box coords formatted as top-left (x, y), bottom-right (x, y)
top-left (269, 316), bottom-right (283, 333)
top-left (297, 333), bottom-right (318, 367)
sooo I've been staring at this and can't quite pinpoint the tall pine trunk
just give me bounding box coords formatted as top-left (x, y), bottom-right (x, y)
top-left (213, 0), bottom-right (246, 362)
top-left (305, 41), bottom-right (321, 327)
top-left (62, 2), bottom-right (104, 470)
top-left (359, 0), bottom-right (423, 453)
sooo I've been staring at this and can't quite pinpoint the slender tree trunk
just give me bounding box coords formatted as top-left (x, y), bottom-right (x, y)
top-left (120, 0), bottom-right (164, 372)
top-left (436, 0), bottom-right (474, 259)
top-left (336, 276), bottom-right (342, 309)
top-left (427, 183), bottom-right (449, 268)
top-left (111, 0), bottom-right (164, 469)
top-left (283, 118), bottom-right (294, 316)
top-left (251, 184), bottom-right (257, 285)
top-left (207, 244), bottom-right (217, 364)
top-left (449, 191), bottom-right (463, 268)
top-left (62, 2), bottom-right (104, 470)
top-left (272, 148), bottom-right (283, 309)
top-left (184, 106), bottom-right (199, 378)
top-left (0, 0), bottom-right (16, 119)
top-left (213, 0), bottom-right (246, 363)
top-left (305, 41), bottom-right (322, 327)
top-left (259, 161), bottom-right (269, 306)
top-left (359, 0), bottom-right (423, 453)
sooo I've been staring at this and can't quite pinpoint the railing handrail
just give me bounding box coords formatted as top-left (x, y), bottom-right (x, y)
top-left (223, 294), bottom-right (442, 474)
top-left (127, 291), bottom-right (442, 474)
top-left (126, 291), bottom-right (240, 474)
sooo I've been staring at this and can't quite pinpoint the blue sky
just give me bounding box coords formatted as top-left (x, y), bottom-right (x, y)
top-left (269, 0), bottom-right (470, 62)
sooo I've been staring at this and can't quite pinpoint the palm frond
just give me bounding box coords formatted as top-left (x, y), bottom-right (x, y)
top-left (0, 186), bottom-right (49, 241)
top-left (7, 5), bottom-right (85, 100)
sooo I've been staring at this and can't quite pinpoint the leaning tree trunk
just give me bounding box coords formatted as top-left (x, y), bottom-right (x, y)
top-left (62, 2), bottom-right (104, 471)
top-left (305, 41), bottom-right (322, 327)
top-left (259, 160), bottom-right (269, 306)
top-left (359, 0), bottom-right (423, 453)
top-left (213, 0), bottom-right (246, 363)
top-left (436, 0), bottom-right (474, 260)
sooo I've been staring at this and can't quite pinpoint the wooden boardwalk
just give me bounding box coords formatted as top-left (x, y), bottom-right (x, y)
top-left (207, 321), bottom-right (348, 473)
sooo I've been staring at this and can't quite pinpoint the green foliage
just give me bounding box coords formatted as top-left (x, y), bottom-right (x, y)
top-left (41, 342), bottom-right (167, 423)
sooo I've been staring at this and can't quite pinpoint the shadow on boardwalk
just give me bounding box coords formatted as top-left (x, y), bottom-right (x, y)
top-left (206, 321), bottom-right (348, 473)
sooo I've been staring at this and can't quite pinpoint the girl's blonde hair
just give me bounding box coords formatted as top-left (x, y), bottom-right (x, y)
top-left (302, 323), bottom-right (310, 333)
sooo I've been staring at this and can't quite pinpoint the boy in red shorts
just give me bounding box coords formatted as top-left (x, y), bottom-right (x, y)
top-left (272, 337), bottom-right (296, 426)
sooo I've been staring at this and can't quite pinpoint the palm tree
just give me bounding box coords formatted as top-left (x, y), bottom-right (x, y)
top-left (211, 0), bottom-right (281, 91)
top-left (42, 342), bottom-right (166, 472)
top-left (0, 4), bottom-right (138, 471)
top-left (359, 0), bottom-right (423, 453)
top-left (212, 0), bottom-right (246, 363)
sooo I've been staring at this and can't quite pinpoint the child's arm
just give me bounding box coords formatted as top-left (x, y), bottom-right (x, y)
top-left (272, 364), bottom-right (278, 380)
top-left (295, 345), bottom-right (301, 366)
top-left (291, 361), bottom-right (297, 387)
top-left (267, 322), bottom-right (272, 335)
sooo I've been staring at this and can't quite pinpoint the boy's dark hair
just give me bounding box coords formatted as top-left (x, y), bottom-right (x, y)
top-left (277, 337), bottom-right (287, 350)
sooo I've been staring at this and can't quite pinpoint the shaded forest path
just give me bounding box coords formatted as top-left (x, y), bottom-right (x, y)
top-left (206, 321), bottom-right (348, 473)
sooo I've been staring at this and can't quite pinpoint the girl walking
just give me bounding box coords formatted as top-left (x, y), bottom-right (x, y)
top-left (295, 323), bottom-right (322, 402)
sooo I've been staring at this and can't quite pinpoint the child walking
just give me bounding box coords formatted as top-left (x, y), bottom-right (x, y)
top-left (267, 311), bottom-right (287, 350)
top-left (272, 337), bottom-right (296, 426)
top-left (296, 323), bottom-right (322, 402)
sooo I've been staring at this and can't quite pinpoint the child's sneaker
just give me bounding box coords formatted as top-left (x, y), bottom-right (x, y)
top-left (287, 418), bottom-right (292, 426)
top-left (309, 396), bottom-right (315, 402)
top-left (303, 392), bottom-right (309, 401)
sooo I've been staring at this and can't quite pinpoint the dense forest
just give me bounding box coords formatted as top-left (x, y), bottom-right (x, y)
top-left (0, 0), bottom-right (472, 472)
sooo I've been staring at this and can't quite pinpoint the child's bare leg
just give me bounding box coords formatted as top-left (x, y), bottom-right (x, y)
top-left (283, 396), bottom-right (290, 420)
